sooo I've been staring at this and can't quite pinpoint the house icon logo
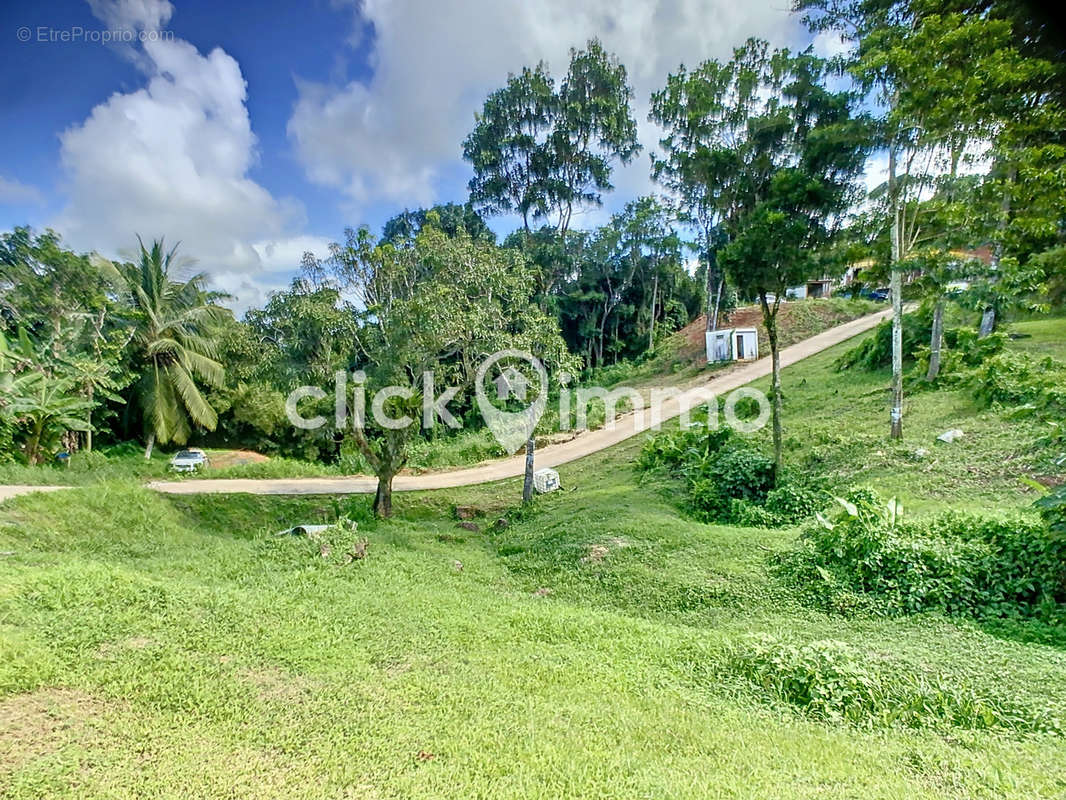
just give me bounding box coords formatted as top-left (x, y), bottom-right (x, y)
top-left (493, 366), bottom-right (529, 402)
top-left (474, 350), bottom-right (548, 455)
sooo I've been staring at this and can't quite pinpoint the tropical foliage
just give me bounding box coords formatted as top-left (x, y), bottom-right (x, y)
top-left (0, 0), bottom-right (1063, 519)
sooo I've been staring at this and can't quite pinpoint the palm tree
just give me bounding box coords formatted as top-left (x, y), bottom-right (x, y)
top-left (112, 238), bottom-right (226, 458)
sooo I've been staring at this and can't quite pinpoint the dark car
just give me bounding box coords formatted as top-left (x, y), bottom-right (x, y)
top-left (864, 287), bottom-right (890, 302)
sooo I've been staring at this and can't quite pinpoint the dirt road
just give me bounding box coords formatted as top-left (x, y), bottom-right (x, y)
top-left (0, 308), bottom-right (890, 502)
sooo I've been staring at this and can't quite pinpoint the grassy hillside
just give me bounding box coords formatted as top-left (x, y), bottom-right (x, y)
top-left (0, 298), bottom-right (884, 486)
top-left (1, 317), bottom-right (1065, 798)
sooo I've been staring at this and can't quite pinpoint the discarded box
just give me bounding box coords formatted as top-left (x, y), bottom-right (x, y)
top-left (533, 468), bottom-right (560, 493)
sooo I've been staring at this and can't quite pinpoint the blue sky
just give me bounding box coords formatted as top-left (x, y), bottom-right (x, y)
top-left (0, 0), bottom-right (820, 312)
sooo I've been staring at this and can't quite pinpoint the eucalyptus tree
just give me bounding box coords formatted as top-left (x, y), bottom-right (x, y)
top-left (666, 40), bottom-right (869, 473)
top-left (614, 197), bottom-right (683, 353)
top-left (797, 0), bottom-right (1046, 436)
top-left (463, 39), bottom-right (639, 293)
top-left (380, 202), bottom-right (495, 246)
top-left (463, 63), bottom-right (555, 236)
top-left (650, 62), bottom-right (750, 334)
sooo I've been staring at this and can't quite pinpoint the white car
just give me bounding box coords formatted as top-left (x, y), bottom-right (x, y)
top-left (169, 448), bottom-right (209, 472)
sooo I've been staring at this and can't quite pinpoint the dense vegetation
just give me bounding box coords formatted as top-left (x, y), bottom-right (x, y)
top-left (3, 0), bottom-right (1064, 519)
top-left (3, 320), bottom-right (1066, 797)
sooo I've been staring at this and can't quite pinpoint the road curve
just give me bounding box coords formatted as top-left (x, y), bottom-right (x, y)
top-left (0, 308), bottom-right (891, 502)
top-left (148, 308), bottom-right (892, 496)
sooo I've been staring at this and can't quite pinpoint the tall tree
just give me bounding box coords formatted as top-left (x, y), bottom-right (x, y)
top-left (671, 40), bottom-right (868, 472)
top-left (463, 64), bottom-right (556, 235)
top-left (108, 238), bottom-right (227, 457)
top-left (380, 202), bottom-right (496, 246)
top-left (547, 39), bottom-right (642, 240)
top-left (650, 60), bottom-right (752, 335)
top-left (465, 40), bottom-right (638, 494)
top-left (319, 219), bottom-right (570, 517)
top-left (798, 0), bottom-right (1049, 436)
top-left (464, 40), bottom-right (639, 278)
top-left (0, 227), bottom-right (112, 347)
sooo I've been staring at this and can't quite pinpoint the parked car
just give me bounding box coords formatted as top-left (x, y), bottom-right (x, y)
top-left (864, 287), bottom-right (890, 302)
top-left (170, 448), bottom-right (209, 472)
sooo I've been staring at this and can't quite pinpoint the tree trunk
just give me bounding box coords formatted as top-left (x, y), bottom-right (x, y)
top-left (597, 301), bottom-right (610, 367)
top-left (522, 437), bottom-right (535, 503)
top-left (890, 267), bottom-right (904, 439)
top-left (373, 473), bottom-right (395, 518)
top-left (86, 385), bottom-right (94, 452)
top-left (759, 293), bottom-right (784, 476)
top-left (144, 432), bottom-right (155, 460)
top-left (648, 273), bottom-right (658, 351)
top-left (710, 277), bottom-right (724, 333)
top-left (981, 165), bottom-right (1016, 337)
top-left (979, 308), bottom-right (995, 337)
top-left (27, 420), bottom-right (44, 466)
top-left (888, 143), bottom-right (904, 440)
top-left (927, 299), bottom-right (945, 381)
top-left (704, 227), bottom-right (716, 333)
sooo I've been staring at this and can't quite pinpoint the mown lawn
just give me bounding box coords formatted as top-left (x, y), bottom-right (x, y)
top-left (1, 317), bottom-right (1064, 798)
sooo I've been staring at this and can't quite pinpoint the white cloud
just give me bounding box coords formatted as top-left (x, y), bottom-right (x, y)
top-left (288, 0), bottom-right (800, 217)
top-left (86, 0), bottom-right (173, 33)
top-left (252, 234), bottom-right (333, 272)
top-left (56, 31), bottom-right (315, 310)
top-left (812, 29), bottom-right (853, 59)
top-left (0, 175), bottom-right (45, 206)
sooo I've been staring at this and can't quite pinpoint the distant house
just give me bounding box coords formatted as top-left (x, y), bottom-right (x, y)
top-left (706, 327), bottom-right (759, 363)
top-left (786, 278), bottom-right (834, 300)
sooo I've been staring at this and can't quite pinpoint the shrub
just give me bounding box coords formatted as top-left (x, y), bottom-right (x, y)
top-left (704, 447), bottom-right (775, 502)
top-left (66, 450), bottom-right (111, 473)
top-left (1035, 485), bottom-right (1066, 537)
top-left (680, 435), bottom-right (776, 524)
top-left (640, 426), bottom-right (820, 527)
top-left (727, 634), bottom-right (1059, 732)
top-left (637, 424), bottom-right (734, 473)
top-left (728, 498), bottom-right (781, 528)
top-left (776, 488), bottom-right (1066, 619)
top-left (834, 307), bottom-right (931, 372)
top-left (764, 484), bottom-right (821, 521)
top-left (970, 351), bottom-right (1066, 416)
top-left (913, 328), bottom-right (1008, 387)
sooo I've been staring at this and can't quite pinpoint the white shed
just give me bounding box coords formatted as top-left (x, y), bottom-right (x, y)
top-left (705, 327), bottom-right (759, 363)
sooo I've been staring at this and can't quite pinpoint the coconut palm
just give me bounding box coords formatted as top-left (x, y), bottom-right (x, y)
top-left (113, 238), bottom-right (226, 458)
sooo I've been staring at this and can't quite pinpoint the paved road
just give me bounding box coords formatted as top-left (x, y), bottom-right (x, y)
top-left (0, 308), bottom-right (891, 502)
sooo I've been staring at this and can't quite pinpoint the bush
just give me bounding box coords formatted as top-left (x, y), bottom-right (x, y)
top-left (776, 488), bottom-right (1066, 619)
top-left (639, 426), bottom-right (820, 527)
top-left (970, 351), bottom-right (1066, 416)
top-left (637, 424), bottom-right (734, 473)
top-left (66, 450), bottom-right (111, 473)
top-left (728, 498), bottom-right (781, 528)
top-left (727, 634), bottom-right (1059, 732)
top-left (1035, 485), bottom-right (1066, 537)
top-left (913, 328), bottom-right (1008, 387)
top-left (764, 484), bottom-right (820, 521)
top-left (705, 447), bottom-right (776, 502)
top-left (834, 307), bottom-right (931, 372)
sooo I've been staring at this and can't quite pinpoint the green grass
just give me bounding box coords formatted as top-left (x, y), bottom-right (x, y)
top-left (2, 315), bottom-right (1065, 798)
top-left (0, 298), bottom-right (884, 486)
top-left (0, 444), bottom-right (174, 486)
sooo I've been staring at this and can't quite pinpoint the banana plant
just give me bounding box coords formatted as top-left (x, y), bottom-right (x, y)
top-left (5, 370), bottom-right (92, 464)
